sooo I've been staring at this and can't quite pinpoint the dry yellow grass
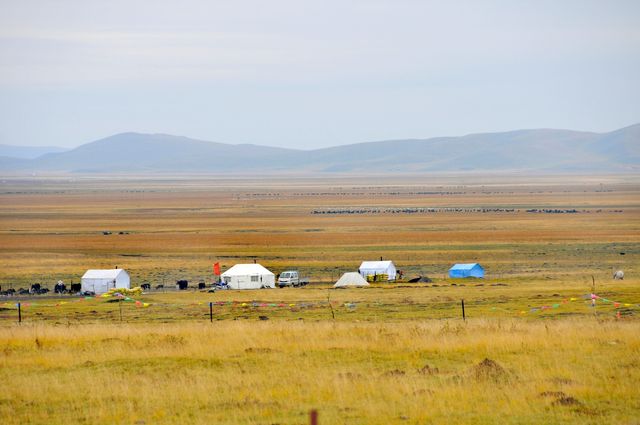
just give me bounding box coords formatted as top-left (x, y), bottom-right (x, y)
top-left (1, 319), bottom-right (639, 424)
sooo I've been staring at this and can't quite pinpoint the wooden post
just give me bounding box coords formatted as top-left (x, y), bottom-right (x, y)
top-left (209, 302), bottom-right (213, 323)
top-left (327, 291), bottom-right (335, 320)
top-left (310, 409), bottom-right (318, 425)
top-left (461, 299), bottom-right (466, 321)
top-left (18, 302), bottom-right (21, 324)
top-left (119, 299), bottom-right (123, 322)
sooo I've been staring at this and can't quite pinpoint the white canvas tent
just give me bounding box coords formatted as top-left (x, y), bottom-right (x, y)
top-left (359, 260), bottom-right (397, 281)
top-left (221, 264), bottom-right (275, 289)
top-left (333, 272), bottom-right (370, 288)
top-left (81, 269), bottom-right (130, 294)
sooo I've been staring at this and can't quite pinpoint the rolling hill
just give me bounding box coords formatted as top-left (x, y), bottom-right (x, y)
top-left (0, 144), bottom-right (67, 159)
top-left (1, 124), bottom-right (638, 174)
top-left (29, 133), bottom-right (295, 173)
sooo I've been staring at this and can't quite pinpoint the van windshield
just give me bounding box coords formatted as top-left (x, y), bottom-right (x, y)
top-left (281, 272), bottom-right (290, 278)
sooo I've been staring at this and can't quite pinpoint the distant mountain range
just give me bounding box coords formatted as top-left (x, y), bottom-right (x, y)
top-left (0, 144), bottom-right (67, 159)
top-left (1, 124), bottom-right (638, 174)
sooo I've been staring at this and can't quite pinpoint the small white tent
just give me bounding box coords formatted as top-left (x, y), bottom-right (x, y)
top-left (334, 272), bottom-right (370, 288)
top-left (359, 260), bottom-right (397, 281)
top-left (81, 269), bottom-right (130, 294)
top-left (221, 264), bottom-right (275, 289)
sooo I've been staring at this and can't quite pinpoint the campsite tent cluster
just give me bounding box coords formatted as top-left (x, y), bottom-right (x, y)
top-left (332, 260), bottom-right (396, 288)
top-left (334, 261), bottom-right (484, 288)
top-left (214, 262), bottom-right (382, 289)
top-left (79, 261), bottom-right (484, 293)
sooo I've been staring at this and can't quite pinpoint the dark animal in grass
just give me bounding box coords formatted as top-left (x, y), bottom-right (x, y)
top-left (30, 284), bottom-right (50, 295)
top-left (141, 283), bottom-right (151, 291)
top-left (70, 283), bottom-right (81, 293)
top-left (198, 282), bottom-right (206, 290)
top-left (155, 284), bottom-right (164, 290)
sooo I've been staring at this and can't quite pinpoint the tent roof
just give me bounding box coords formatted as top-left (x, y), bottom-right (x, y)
top-left (334, 272), bottom-right (370, 288)
top-left (359, 260), bottom-right (394, 269)
top-left (449, 263), bottom-right (482, 271)
top-left (82, 269), bottom-right (128, 279)
top-left (221, 263), bottom-right (274, 276)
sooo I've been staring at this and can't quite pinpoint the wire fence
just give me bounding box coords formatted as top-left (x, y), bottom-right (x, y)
top-left (1, 291), bottom-right (637, 325)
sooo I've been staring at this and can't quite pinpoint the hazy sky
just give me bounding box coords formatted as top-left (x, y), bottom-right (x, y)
top-left (1, 0), bottom-right (639, 149)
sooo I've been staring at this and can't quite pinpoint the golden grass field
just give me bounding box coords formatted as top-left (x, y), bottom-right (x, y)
top-left (0, 174), bottom-right (639, 424)
top-left (1, 319), bottom-right (639, 424)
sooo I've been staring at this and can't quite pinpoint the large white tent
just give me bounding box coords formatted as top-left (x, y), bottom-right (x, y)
top-left (81, 269), bottom-right (130, 294)
top-left (221, 264), bottom-right (275, 289)
top-left (333, 272), bottom-right (370, 288)
top-left (359, 260), bottom-right (397, 281)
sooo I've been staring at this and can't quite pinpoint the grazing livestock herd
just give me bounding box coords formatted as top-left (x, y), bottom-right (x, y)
top-left (0, 282), bottom-right (84, 296)
top-left (0, 279), bottom-right (200, 297)
top-left (0, 283), bottom-right (50, 296)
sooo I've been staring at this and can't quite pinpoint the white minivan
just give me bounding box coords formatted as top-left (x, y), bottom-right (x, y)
top-left (278, 270), bottom-right (300, 287)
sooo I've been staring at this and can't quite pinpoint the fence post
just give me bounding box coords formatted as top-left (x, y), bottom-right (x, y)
top-left (310, 409), bottom-right (318, 425)
top-left (209, 302), bottom-right (213, 323)
top-left (461, 299), bottom-right (466, 321)
top-left (18, 302), bottom-right (21, 324)
top-left (327, 291), bottom-right (335, 320)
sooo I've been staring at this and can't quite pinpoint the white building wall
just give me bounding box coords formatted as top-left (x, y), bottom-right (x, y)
top-left (225, 273), bottom-right (275, 290)
top-left (115, 272), bottom-right (131, 289)
top-left (359, 264), bottom-right (397, 281)
top-left (81, 278), bottom-right (114, 294)
top-left (81, 270), bottom-right (130, 294)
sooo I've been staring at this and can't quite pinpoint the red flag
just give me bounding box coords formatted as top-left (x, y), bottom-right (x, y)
top-left (213, 262), bottom-right (220, 275)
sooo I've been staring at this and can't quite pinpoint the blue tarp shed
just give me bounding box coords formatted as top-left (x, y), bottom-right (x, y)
top-left (449, 263), bottom-right (484, 278)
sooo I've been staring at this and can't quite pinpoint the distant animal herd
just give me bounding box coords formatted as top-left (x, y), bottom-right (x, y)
top-left (311, 207), bottom-right (623, 215)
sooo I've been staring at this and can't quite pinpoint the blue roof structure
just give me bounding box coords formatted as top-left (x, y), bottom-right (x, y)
top-left (449, 263), bottom-right (484, 278)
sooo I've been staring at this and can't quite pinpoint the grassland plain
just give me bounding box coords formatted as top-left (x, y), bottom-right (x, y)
top-left (0, 175), bottom-right (639, 424)
top-left (0, 175), bottom-right (638, 287)
top-left (1, 319), bottom-right (639, 424)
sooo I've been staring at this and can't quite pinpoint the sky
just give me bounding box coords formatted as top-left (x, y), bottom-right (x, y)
top-left (0, 0), bottom-right (639, 149)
